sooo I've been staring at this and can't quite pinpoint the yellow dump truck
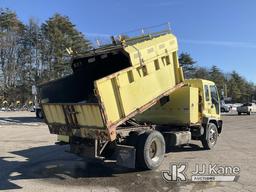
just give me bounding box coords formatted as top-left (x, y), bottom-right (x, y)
top-left (40, 30), bottom-right (222, 169)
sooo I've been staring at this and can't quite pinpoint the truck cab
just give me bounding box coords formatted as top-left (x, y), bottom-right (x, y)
top-left (135, 79), bottom-right (222, 149)
top-left (187, 79), bottom-right (222, 143)
top-left (186, 79), bottom-right (221, 125)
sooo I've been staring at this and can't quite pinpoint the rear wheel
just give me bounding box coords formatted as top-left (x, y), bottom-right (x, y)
top-left (201, 123), bottom-right (218, 150)
top-left (136, 130), bottom-right (165, 170)
top-left (247, 111), bottom-right (251, 115)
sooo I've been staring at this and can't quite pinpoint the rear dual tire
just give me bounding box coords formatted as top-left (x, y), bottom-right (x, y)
top-left (136, 130), bottom-right (166, 170)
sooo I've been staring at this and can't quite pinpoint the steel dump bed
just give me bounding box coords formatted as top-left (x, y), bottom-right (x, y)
top-left (40, 32), bottom-right (184, 141)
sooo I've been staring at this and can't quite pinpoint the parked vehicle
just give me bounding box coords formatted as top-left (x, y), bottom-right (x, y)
top-left (39, 29), bottom-right (222, 170)
top-left (35, 104), bottom-right (43, 119)
top-left (221, 103), bottom-right (230, 113)
top-left (237, 103), bottom-right (256, 115)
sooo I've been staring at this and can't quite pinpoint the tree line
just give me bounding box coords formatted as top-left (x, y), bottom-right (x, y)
top-left (0, 8), bottom-right (255, 105)
top-left (0, 8), bottom-right (91, 104)
top-left (179, 53), bottom-right (256, 103)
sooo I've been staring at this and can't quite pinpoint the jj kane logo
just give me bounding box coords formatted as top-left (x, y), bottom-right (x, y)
top-left (162, 162), bottom-right (188, 182)
top-left (162, 162), bottom-right (240, 182)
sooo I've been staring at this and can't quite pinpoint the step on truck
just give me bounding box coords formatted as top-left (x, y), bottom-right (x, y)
top-left (39, 29), bottom-right (223, 170)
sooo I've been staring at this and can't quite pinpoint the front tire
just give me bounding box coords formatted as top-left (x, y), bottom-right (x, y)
top-left (136, 130), bottom-right (165, 170)
top-left (201, 123), bottom-right (218, 150)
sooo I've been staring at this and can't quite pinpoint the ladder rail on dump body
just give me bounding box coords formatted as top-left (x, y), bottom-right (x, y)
top-left (72, 27), bottom-right (171, 58)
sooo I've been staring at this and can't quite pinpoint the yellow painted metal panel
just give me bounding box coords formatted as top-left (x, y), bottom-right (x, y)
top-left (95, 62), bottom-right (178, 122)
top-left (135, 86), bottom-right (199, 126)
top-left (42, 105), bottom-right (66, 124)
top-left (95, 78), bottom-right (122, 124)
top-left (189, 87), bottom-right (199, 124)
top-left (42, 104), bottom-right (105, 128)
top-left (74, 105), bottom-right (104, 127)
top-left (119, 64), bottom-right (177, 115)
top-left (125, 34), bottom-right (178, 67)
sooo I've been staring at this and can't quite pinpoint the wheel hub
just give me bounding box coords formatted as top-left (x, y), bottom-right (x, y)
top-left (149, 141), bottom-right (157, 159)
top-left (148, 139), bottom-right (162, 162)
top-left (209, 127), bottom-right (217, 144)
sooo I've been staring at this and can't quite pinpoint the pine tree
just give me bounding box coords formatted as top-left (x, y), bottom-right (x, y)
top-left (226, 71), bottom-right (249, 102)
top-left (41, 13), bottom-right (91, 79)
top-left (209, 65), bottom-right (226, 96)
top-left (178, 52), bottom-right (196, 78)
top-left (18, 18), bottom-right (43, 99)
top-left (193, 67), bottom-right (210, 80)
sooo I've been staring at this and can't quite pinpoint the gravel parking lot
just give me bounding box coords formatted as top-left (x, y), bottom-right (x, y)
top-left (0, 111), bottom-right (255, 192)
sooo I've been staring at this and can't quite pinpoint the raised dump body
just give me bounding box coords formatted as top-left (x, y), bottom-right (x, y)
top-left (40, 31), bottom-right (184, 141)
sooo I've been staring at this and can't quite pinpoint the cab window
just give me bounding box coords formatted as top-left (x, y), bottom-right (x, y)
top-left (210, 85), bottom-right (219, 102)
top-left (210, 85), bottom-right (220, 114)
top-left (204, 85), bottom-right (210, 101)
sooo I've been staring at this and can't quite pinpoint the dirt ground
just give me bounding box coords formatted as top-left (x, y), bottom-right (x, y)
top-left (0, 111), bottom-right (255, 192)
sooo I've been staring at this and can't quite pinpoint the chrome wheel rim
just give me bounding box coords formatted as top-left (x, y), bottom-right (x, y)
top-left (209, 127), bottom-right (217, 145)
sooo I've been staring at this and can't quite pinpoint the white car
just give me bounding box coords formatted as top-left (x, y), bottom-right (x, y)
top-left (237, 103), bottom-right (256, 115)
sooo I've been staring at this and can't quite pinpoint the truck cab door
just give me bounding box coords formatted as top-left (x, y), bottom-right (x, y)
top-left (203, 84), bottom-right (212, 114)
top-left (209, 85), bottom-right (220, 115)
top-left (203, 84), bottom-right (220, 116)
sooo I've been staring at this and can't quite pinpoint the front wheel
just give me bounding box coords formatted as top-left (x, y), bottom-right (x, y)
top-left (201, 123), bottom-right (218, 150)
top-left (136, 130), bottom-right (166, 170)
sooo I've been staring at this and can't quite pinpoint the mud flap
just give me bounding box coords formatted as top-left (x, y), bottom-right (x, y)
top-left (115, 145), bottom-right (136, 169)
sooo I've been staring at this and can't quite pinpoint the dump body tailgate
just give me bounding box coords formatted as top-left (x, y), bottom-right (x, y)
top-left (42, 103), bottom-right (106, 136)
